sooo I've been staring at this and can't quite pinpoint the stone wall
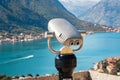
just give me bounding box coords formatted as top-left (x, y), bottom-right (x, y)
top-left (89, 70), bottom-right (120, 80)
top-left (14, 71), bottom-right (90, 80)
top-left (74, 71), bottom-right (91, 80)
top-left (12, 70), bottom-right (120, 80)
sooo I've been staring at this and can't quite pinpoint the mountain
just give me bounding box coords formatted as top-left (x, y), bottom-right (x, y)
top-left (0, 0), bottom-right (104, 34)
top-left (80, 0), bottom-right (120, 27)
top-left (0, 0), bottom-right (47, 34)
top-left (59, 0), bottom-right (100, 17)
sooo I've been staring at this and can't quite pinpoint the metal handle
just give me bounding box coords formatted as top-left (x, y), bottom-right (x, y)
top-left (48, 37), bottom-right (60, 54)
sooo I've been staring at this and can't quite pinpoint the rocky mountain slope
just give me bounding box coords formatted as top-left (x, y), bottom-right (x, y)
top-left (0, 0), bottom-right (104, 34)
top-left (80, 0), bottom-right (120, 27)
top-left (59, 0), bottom-right (100, 17)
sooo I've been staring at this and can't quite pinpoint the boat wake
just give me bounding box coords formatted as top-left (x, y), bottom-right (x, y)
top-left (0, 55), bottom-right (34, 64)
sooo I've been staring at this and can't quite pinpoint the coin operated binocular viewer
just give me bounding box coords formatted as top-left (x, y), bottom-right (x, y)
top-left (45, 18), bottom-right (85, 80)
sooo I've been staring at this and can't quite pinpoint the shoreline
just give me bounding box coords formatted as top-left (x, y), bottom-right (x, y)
top-left (0, 31), bottom-right (120, 45)
top-left (0, 33), bottom-right (45, 44)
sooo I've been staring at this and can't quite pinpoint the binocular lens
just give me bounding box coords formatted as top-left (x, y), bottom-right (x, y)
top-left (69, 40), bottom-right (74, 46)
top-left (75, 40), bottom-right (80, 45)
top-left (69, 40), bottom-right (80, 46)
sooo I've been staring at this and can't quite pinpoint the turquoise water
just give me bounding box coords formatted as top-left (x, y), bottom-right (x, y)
top-left (0, 32), bottom-right (120, 76)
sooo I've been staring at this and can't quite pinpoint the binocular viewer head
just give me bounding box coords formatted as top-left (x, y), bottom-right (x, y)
top-left (46, 18), bottom-right (83, 47)
top-left (45, 18), bottom-right (85, 54)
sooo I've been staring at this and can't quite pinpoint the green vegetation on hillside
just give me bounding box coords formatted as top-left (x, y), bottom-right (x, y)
top-left (0, 0), bottom-right (105, 36)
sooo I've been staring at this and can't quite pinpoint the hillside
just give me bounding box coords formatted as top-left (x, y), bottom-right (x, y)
top-left (0, 0), bottom-right (104, 35)
top-left (59, 0), bottom-right (100, 17)
top-left (80, 0), bottom-right (120, 27)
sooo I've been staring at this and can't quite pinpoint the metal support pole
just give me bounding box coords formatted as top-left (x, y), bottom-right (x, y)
top-left (55, 54), bottom-right (77, 80)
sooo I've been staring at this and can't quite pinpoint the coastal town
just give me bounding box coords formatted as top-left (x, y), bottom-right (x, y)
top-left (102, 26), bottom-right (120, 32)
top-left (94, 56), bottom-right (120, 75)
top-left (0, 27), bottom-right (120, 44)
top-left (0, 32), bottom-right (44, 44)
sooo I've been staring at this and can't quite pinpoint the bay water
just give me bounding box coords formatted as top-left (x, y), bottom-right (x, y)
top-left (0, 32), bottom-right (120, 76)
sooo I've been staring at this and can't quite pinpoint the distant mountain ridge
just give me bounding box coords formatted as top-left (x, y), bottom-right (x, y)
top-left (0, 0), bottom-right (104, 34)
top-left (80, 0), bottom-right (120, 27)
top-left (59, 0), bottom-right (100, 17)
